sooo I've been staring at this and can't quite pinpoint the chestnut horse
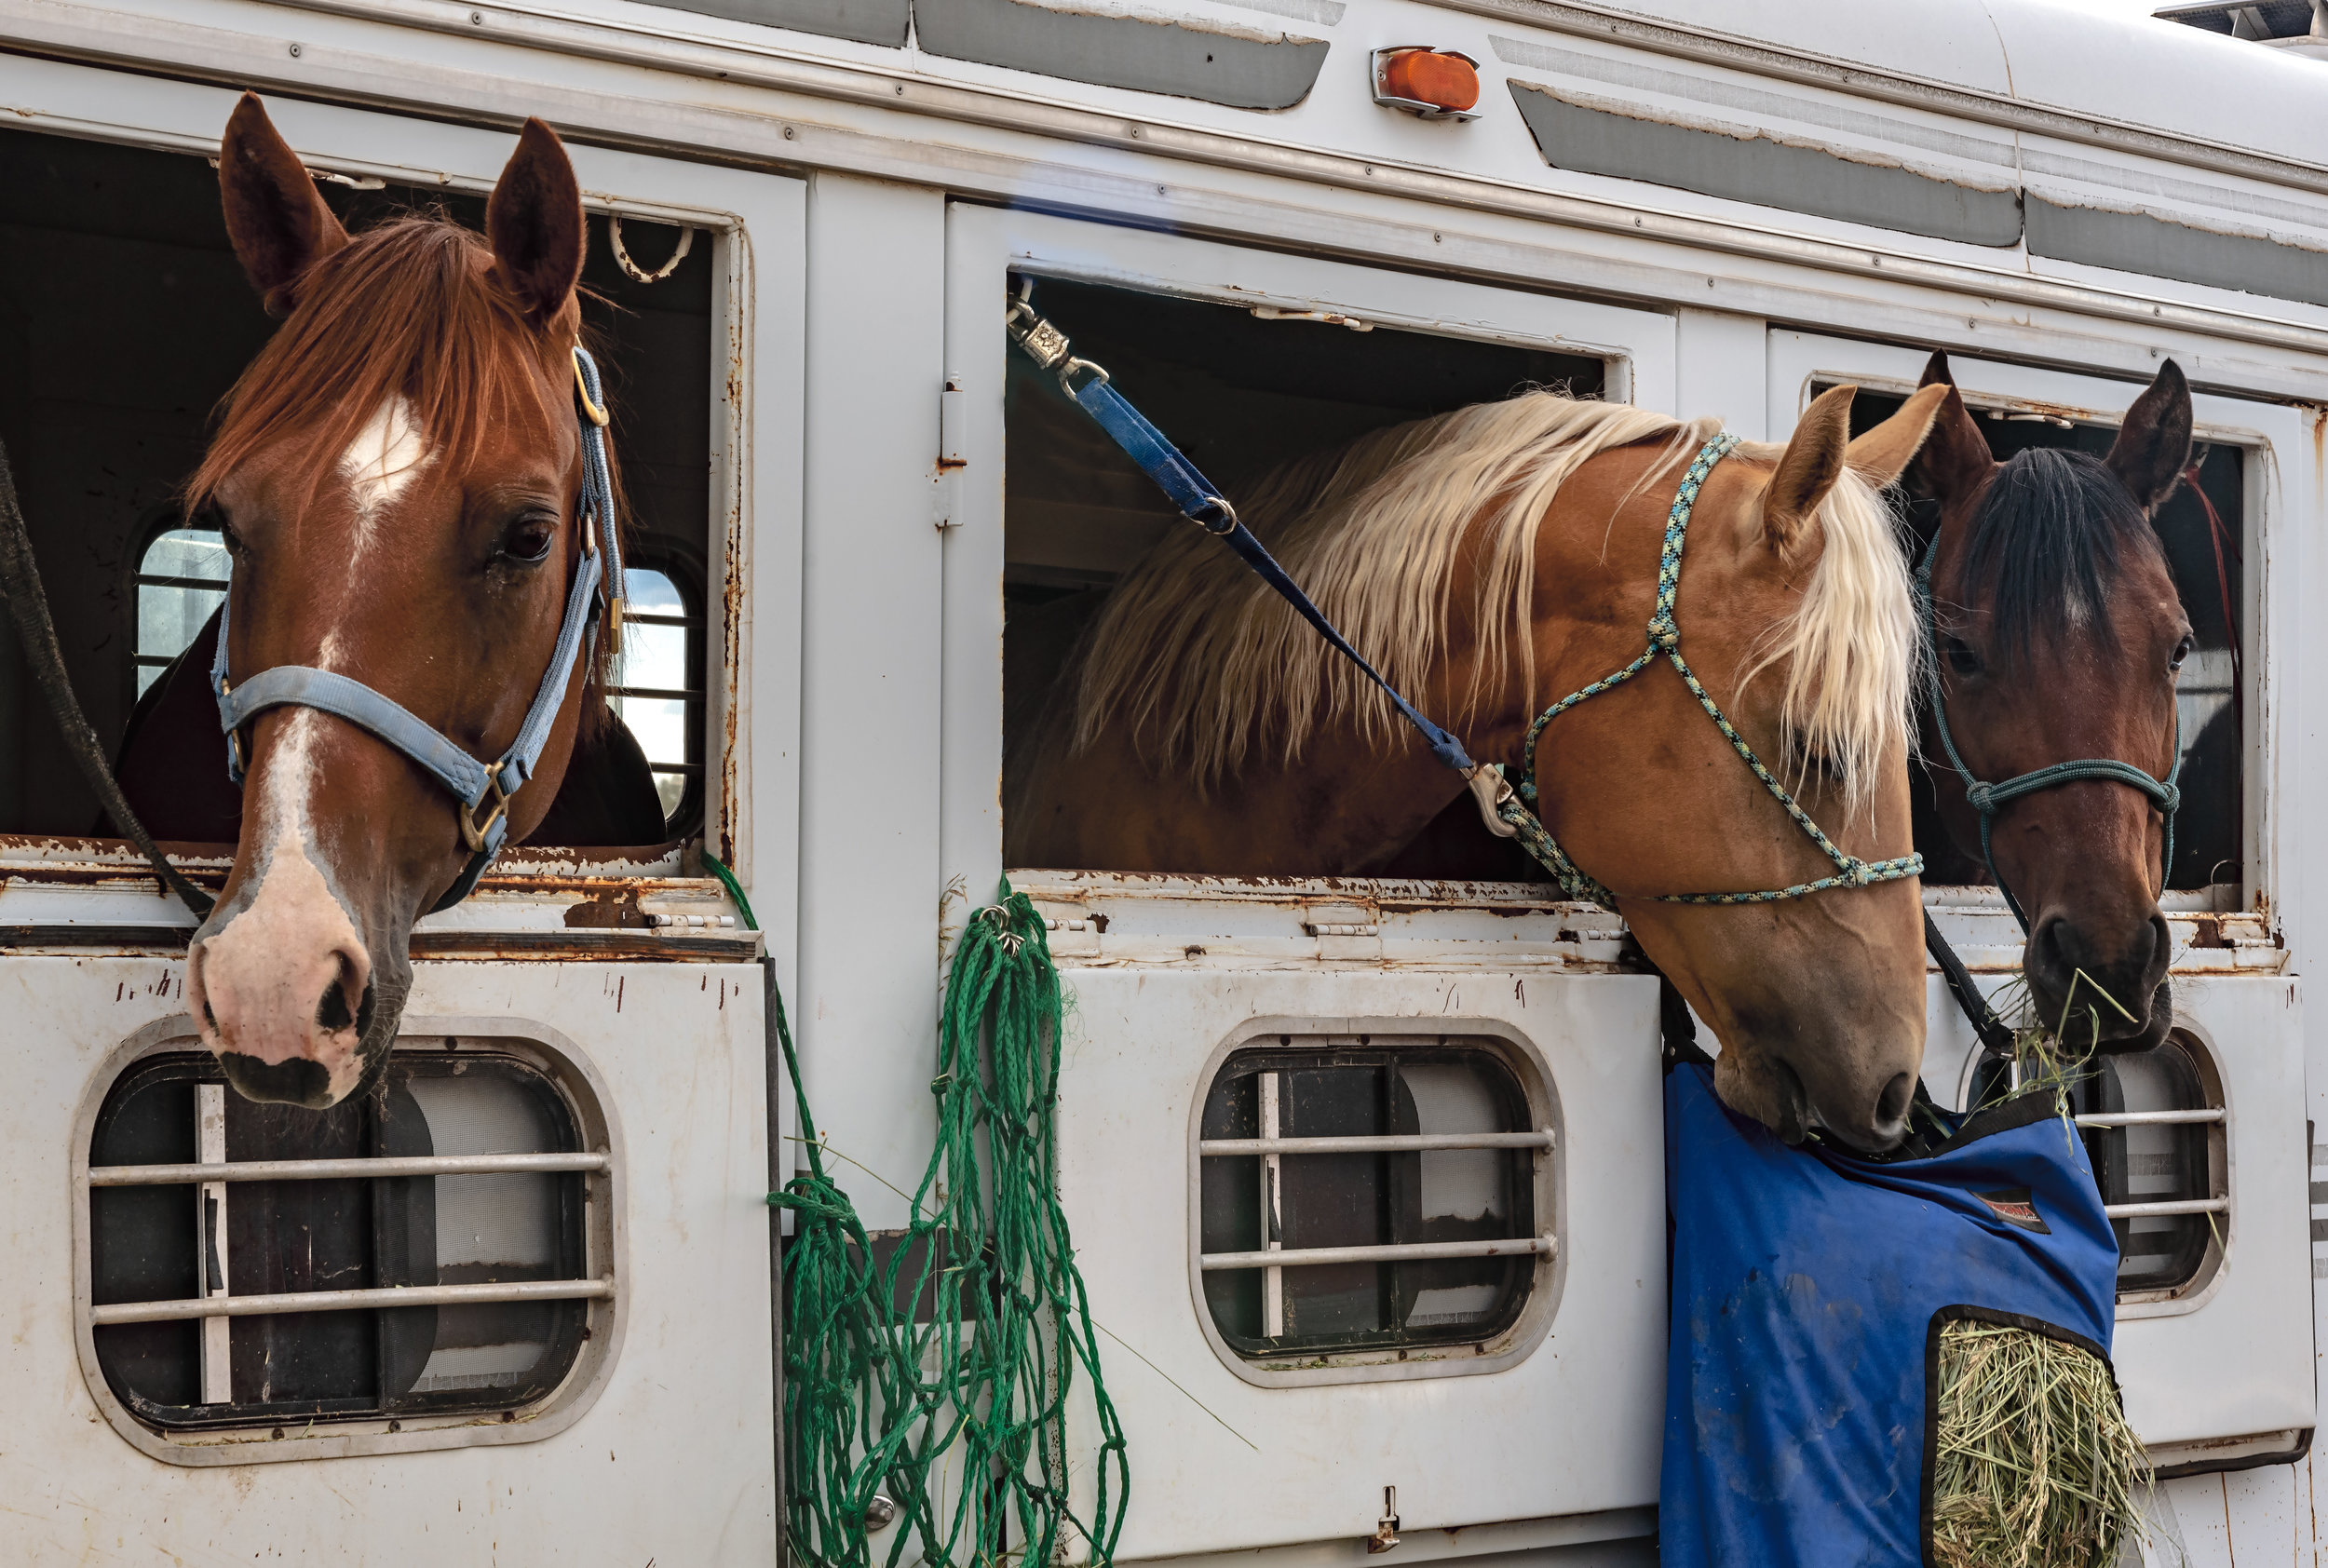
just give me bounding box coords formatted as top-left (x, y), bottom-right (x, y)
top-left (156, 96), bottom-right (615, 1106)
top-left (1009, 384), bottom-right (1949, 1149)
top-left (1910, 352), bottom-right (2195, 1052)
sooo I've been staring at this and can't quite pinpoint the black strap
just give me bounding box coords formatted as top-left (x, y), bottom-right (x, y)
top-left (1924, 910), bottom-right (2015, 1059)
top-left (1659, 974), bottom-right (1714, 1074)
top-left (0, 438), bottom-right (213, 918)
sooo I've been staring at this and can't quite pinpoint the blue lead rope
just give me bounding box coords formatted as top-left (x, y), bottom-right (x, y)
top-left (1026, 306), bottom-right (1481, 778)
top-left (1007, 287), bottom-right (1921, 909)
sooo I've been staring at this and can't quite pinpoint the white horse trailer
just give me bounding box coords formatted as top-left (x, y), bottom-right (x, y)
top-left (0, 0), bottom-right (2321, 1560)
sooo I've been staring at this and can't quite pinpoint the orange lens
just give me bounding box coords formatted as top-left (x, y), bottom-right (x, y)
top-left (1382, 51), bottom-right (1480, 113)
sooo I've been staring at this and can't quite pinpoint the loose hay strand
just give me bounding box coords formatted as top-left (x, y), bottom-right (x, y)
top-left (1930, 1320), bottom-right (2147, 1568)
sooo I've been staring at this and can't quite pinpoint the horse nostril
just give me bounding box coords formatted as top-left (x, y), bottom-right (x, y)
top-left (1875, 1071), bottom-right (1915, 1129)
top-left (315, 954), bottom-right (367, 1035)
top-left (317, 979), bottom-right (355, 1033)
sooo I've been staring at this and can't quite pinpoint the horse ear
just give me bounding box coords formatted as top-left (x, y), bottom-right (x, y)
top-left (1906, 350), bottom-right (1994, 507)
top-left (1843, 384), bottom-right (1949, 491)
top-left (2106, 358), bottom-right (2195, 512)
top-left (1760, 384), bottom-right (1857, 551)
top-left (218, 93), bottom-right (349, 318)
top-left (487, 118), bottom-right (586, 329)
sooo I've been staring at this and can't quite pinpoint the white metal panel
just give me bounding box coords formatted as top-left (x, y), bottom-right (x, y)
top-left (0, 956), bottom-right (774, 1562)
top-left (1051, 960), bottom-right (1665, 1561)
top-left (796, 174), bottom-right (950, 1229)
top-left (1673, 307), bottom-right (1766, 439)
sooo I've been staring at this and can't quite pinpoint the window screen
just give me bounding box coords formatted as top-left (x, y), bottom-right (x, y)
top-left (1198, 1038), bottom-right (1549, 1360)
top-left (88, 1050), bottom-right (603, 1430)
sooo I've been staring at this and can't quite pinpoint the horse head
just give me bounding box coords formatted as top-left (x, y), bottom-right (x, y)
top-left (1534, 385), bottom-right (1950, 1149)
top-left (1910, 352), bottom-right (2191, 1052)
top-left (1019, 374), bottom-right (1951, 1151)
top-left (183, 94), bottom-right (602, 1106)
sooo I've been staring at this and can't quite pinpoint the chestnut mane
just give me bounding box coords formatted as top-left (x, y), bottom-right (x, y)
top-left (187, 213), bottom-right (583, 520)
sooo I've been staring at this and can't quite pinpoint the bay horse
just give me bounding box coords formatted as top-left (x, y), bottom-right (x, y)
top-left (136, 95), bottom-right (629, 1107)
top-left (1909, 351), bottom-right (2195, 1052)
top-left (1008, 383), bottom-right (1950, 1150)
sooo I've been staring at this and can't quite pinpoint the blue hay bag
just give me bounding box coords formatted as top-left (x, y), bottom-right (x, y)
top-left (1658, 1061), bottom-right (2122, 1567)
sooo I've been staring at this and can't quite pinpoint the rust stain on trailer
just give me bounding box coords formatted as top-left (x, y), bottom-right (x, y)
top-left (718, 295), bottom-right (748, 870)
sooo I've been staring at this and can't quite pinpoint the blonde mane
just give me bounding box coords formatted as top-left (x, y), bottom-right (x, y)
top-left (1069, 390), bottom-right (1916, 815)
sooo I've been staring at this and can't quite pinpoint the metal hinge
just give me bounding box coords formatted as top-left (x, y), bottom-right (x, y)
top-left (934, 375), bottom-right (967, 529)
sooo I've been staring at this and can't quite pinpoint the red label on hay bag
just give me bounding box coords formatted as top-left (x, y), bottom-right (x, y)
top-left (1974, 1188), bottom-right (2050, 1234)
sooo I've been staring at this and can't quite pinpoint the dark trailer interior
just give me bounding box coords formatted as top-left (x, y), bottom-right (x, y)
top-left (0, 127), bottom-right (714, 849)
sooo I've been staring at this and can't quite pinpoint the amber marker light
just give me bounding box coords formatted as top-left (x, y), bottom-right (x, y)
top-left (1371, 47), bottom-right (1482, 120)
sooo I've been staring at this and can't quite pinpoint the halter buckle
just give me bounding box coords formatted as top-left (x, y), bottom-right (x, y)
top-left (572, 352), bottom-right (610, 428)
top-left (462, 770), bottom-right (512, 854)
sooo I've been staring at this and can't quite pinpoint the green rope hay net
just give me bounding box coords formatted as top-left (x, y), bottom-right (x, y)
top-left (766, 884), bottom-right (1129, 1568)
top-left (1930, 1320), bottom-right (2146, 1568)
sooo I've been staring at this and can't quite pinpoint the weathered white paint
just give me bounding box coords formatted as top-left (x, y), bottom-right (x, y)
top-left (0, 958), bottom-right (775, 1561)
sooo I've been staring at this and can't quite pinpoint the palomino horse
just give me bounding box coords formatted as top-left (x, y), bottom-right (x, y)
top-left (1009, 384), bottom-right (1950, 1149)
top-left (142, 95), bottom-right (623, 1107)
top-left (1910, 352), bottom-right (2195, 1052)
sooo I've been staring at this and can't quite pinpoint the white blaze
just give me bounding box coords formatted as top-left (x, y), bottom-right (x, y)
top-left (338, 395), bottom-right (430, 544)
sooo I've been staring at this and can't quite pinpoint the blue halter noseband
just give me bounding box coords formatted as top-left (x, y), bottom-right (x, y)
top-left (210, 345), bottom-right (627, 913)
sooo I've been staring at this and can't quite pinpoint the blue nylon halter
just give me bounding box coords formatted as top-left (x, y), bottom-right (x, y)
top-left (1007, 289), bottom-right (1920, 909)
top-left (210, 345), bottom-right (626, 913)
top-left (1915, 531), bottom-right (2182, 933)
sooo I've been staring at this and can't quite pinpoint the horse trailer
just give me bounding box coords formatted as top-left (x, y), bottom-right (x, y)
top-left (0, 0), bottom-right (2322, 1560)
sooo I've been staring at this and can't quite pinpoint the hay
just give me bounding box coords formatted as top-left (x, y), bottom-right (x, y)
top-left (1929, 1320), bottom-right (2147, 1568)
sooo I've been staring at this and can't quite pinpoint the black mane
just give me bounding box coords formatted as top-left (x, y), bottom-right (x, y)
top-left (1957, 447), bottom-right (2156, 663)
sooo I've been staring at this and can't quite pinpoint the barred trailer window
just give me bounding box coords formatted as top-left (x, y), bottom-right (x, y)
top-left (1197, 1037), bottom-right (1554, 1367)
top-left (84, 1046), bottom-right (613, 1438)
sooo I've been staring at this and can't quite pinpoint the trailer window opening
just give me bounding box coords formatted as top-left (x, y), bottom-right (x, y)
top-left (1197, 1039), bottom-right (1551, 1363)
top-left (0, 128), bottom-right (714, 853)
top-left (84, 1048), bottom-right (608, 1435)
top-left (133, 523), bottom-right (229, 699)
top-left (610, 561), bottom-right (706, 835)
top-left (1002, 276), bottom-right (1607, 885)
top-left (1835, 385), bottom-right (2246, 899)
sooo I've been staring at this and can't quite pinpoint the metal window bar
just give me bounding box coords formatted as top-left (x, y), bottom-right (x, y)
top-left (1259, 1072), bottom-right (1283, 1337)
top-left (91, 1152), bottom-right (610, 1186)
top-left (2101, 1198), bottom-right (2229, 1219)
top-left (95, 1278), bottom-right (615, 1327)
top-left (1201, 1236), bottom-right (1558, 1272)
top-left (2073, 1110), bottom-right (2225, 1129)
top-left (196, 1085), bottom-right (229, 1404)
top-left (604, 684), bottom-right (703, 702)
top-left (1200, 1131), bottom-right (1556, 1156)
top-left (95, 1144), bottom-right (610, 1346)
top-left (136, 574), bottom-right (231, 593)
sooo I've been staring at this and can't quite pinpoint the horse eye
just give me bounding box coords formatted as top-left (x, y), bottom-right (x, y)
top-left (502, 516), bottom-right (558, 563)
top-left (1943, 637), bottom-right (1982, 677)
top-left (2170, 635), bottom-right (2194, 673)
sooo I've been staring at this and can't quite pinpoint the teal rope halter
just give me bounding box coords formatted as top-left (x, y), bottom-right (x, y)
top-left (1495, 433), bottom-right (1925, 908)
top-left (1915, 532), bottom-right (2181, 933)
